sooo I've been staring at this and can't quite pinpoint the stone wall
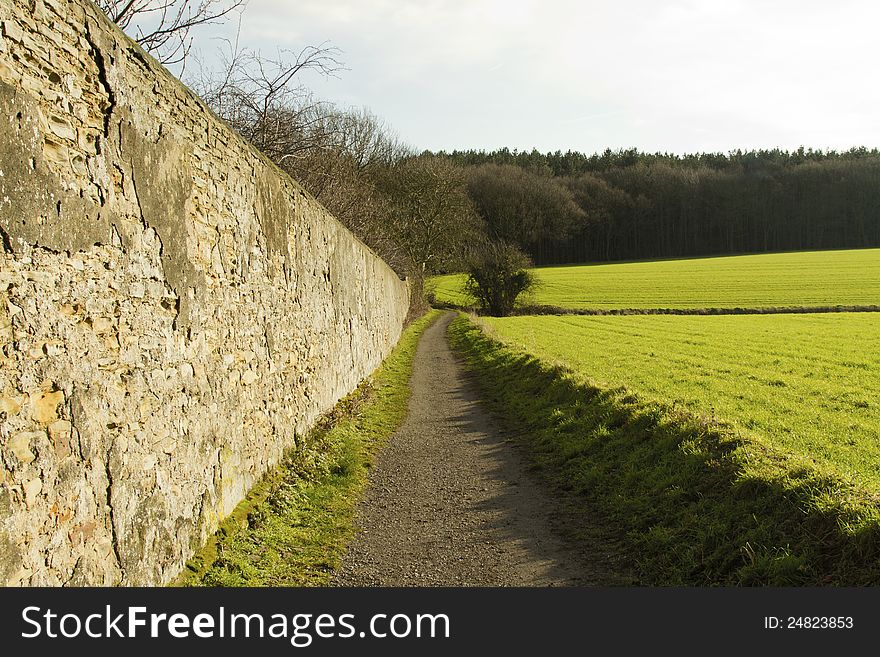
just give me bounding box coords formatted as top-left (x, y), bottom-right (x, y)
top-left (0, 0), bottom-right (410, 585)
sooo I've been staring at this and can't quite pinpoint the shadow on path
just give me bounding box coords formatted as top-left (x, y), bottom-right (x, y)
top-left (333, 312), bottom-right (631, 586)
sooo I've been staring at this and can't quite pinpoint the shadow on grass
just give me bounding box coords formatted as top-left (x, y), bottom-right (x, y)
top-left (448, 315), bottom-right (880, 586)
top-left (434, 298), bottom-right (880, 317)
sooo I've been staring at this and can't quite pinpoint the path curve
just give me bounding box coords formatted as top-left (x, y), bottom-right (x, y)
top-left (333, 311), bottom-right (624, 586)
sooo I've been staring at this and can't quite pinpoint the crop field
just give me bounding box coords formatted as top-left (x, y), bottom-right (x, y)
top-left (478, 312), bottom-right (880, 486)
top-left (432, 248), bottom-right (880, 310)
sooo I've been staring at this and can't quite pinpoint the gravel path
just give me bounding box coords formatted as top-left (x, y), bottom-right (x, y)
top-left (333, 311), bottom-right (629, 586)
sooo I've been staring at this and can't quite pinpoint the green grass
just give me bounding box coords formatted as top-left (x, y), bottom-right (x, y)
top-left (431, 248), bottom-right (880, 310)
top-left (449, 313), bottom-right (880, 585)
top-left (480, 313), bottom-right (880, 488)
top-left (173, 310), bottom-right (441, 587)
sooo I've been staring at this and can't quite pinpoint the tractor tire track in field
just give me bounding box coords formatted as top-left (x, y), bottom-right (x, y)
top-left (332, 312), bottom-right (631, 587)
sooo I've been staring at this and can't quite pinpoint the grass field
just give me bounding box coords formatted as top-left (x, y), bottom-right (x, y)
top-left (479, 313), bottom-right (880, 487)
top-left (432, 248), bottom-right (880, 310)
top-left (449, 312), bottom-right (880, 584)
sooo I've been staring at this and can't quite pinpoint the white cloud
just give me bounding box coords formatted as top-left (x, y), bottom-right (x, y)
top-left (188, 0), bottom-right (880, 153)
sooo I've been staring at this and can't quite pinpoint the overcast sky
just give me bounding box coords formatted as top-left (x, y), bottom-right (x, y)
top-left (185, 0), bottom-right (880, 155)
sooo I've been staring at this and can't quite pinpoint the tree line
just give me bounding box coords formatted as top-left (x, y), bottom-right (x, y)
top-left (437, 147), bottom-right (880, 266)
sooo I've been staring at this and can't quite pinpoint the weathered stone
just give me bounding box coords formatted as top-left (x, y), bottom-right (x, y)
top-left (0, 530), bottom-right (23, 584)
top-left (91, 317), bottom-right (113, 333)
top-left (30, 389), bottom-right (63, 425)
top-left (47, 419), bottom-right (71, 437)
top-left (48, 419), bottom-right (71, 459)
top-left (0, 390), bottom-right (25, 417)
top-left (0, 0), bottom-right (409, 588)
top-left (23, 477), bottom-right (42, 507)
top-left (1, 20), bottom-right (23, 43)
top-left (9, 430), bottom-right (41, 463)
top-left (47, 113), bottom-right (75, 141)
top-left (68, 520), bottom-right (96, 544)
top-left (44, 340), bottom-right (64, 356)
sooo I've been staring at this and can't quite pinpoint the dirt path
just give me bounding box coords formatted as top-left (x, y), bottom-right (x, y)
top-left (333, 312), bottom-right (629, 586)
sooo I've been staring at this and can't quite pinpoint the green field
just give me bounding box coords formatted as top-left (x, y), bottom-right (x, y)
top-left (432, 248), bottom-right (880, 310)
top-left (479, 313), bottom-right (880, 486)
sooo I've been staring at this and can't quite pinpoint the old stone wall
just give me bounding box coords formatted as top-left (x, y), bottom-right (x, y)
top-left (0, 0), bottom-right (410, 585)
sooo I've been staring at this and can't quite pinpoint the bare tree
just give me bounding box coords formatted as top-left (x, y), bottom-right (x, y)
top-left (102, 0), bottom-right (478, 298)
top-left (466, 162), bottom-right (584, 262)
top-left (97, 0), bottom-right (246, 67)
top-left (185, 27), bottom-right (479, 288)
top-left (189, 33), bottom-right (347, 159)
top-left (191, 42), bottom-right (421, 272)
top-left (378, 155), bottom-right (484, 278)
top-left (275, 108), bottom-right (414, 275)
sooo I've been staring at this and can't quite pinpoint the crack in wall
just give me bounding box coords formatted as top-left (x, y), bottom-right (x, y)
top-left (83, 19), bottom-right (116, 141)
top-left (103, 447), bottom-right (124, 582)
top-left (0, 224), bottom-right (13, 253)
top-left (62, 556), bottom-right (82, 586)
top-left (124, 147), bottom-right (184, 331)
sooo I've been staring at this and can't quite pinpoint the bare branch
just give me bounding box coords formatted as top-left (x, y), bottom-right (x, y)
top-left (96, 0), bottom-right (247, 67)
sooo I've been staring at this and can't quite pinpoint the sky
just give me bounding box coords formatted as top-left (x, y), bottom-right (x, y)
top-left (183, 0), bottom-right (880, 156)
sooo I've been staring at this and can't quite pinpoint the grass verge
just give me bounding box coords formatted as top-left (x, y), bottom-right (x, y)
top-left (448, 314), bottom-right (880, 585)
top-left (173, 309), bottom-right (441, 586)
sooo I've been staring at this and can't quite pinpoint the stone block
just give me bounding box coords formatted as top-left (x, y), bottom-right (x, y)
top-left (29, 389), bottom-right (64, 425)
top-left (1, 19), bottom-right (23, 43)
top-left (9, 430), bottom-right (42, 464)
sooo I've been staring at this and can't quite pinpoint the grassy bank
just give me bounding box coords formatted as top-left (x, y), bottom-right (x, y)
top-left (448, 314), bottom-right (880, 585)
top-left (174, 310), bottom-right (441, 586)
